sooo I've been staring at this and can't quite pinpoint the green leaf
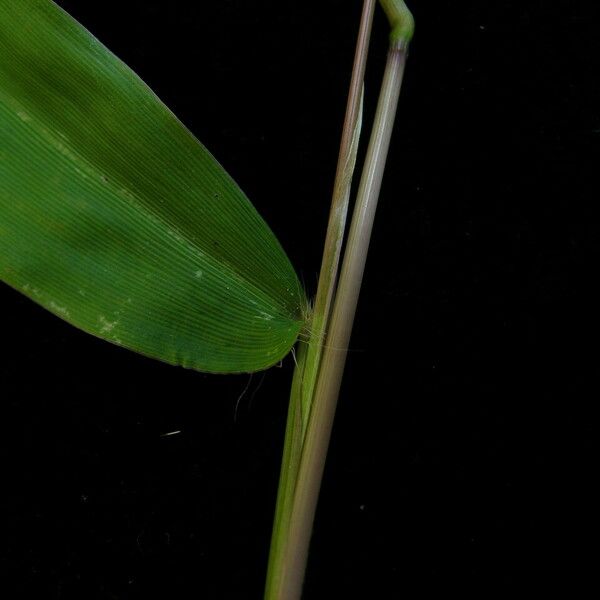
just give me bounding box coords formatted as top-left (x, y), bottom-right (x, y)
top-left (0, 1), bottom-right (305, 373)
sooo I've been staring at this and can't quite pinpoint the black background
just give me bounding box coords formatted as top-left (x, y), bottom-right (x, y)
top-left (2, 1), bottom-right (598, 597)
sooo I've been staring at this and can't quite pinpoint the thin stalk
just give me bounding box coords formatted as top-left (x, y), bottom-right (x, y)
top-left (264, 3), bottom-right (376, 598)
top-left (272, 5), bottom-right (414, 597)
top-left (265, 2), bottom-right (414, 598)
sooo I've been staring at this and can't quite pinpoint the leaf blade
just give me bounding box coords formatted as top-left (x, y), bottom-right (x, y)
top-left (0, 0), bottom-right (304, 373)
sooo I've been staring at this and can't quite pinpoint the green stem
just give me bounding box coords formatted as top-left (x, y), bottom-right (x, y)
top-left (380, 0), bottom-right (415, 46)
top-left (265, 2), bottom-right (413, 598)
top-left (281, 41), bottom-right (409, 600)
top-left (264, 3), bottom-right (376, 598)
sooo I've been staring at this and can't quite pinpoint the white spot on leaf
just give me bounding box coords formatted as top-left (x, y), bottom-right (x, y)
top-left (99, 315), bottom-right (118, 333)
top-left (256, 311), bottom-right (273, 321)
top-left (49, 301), bottom-right (70, 317)
top-left (22, 283), bottom-right (40, 297)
